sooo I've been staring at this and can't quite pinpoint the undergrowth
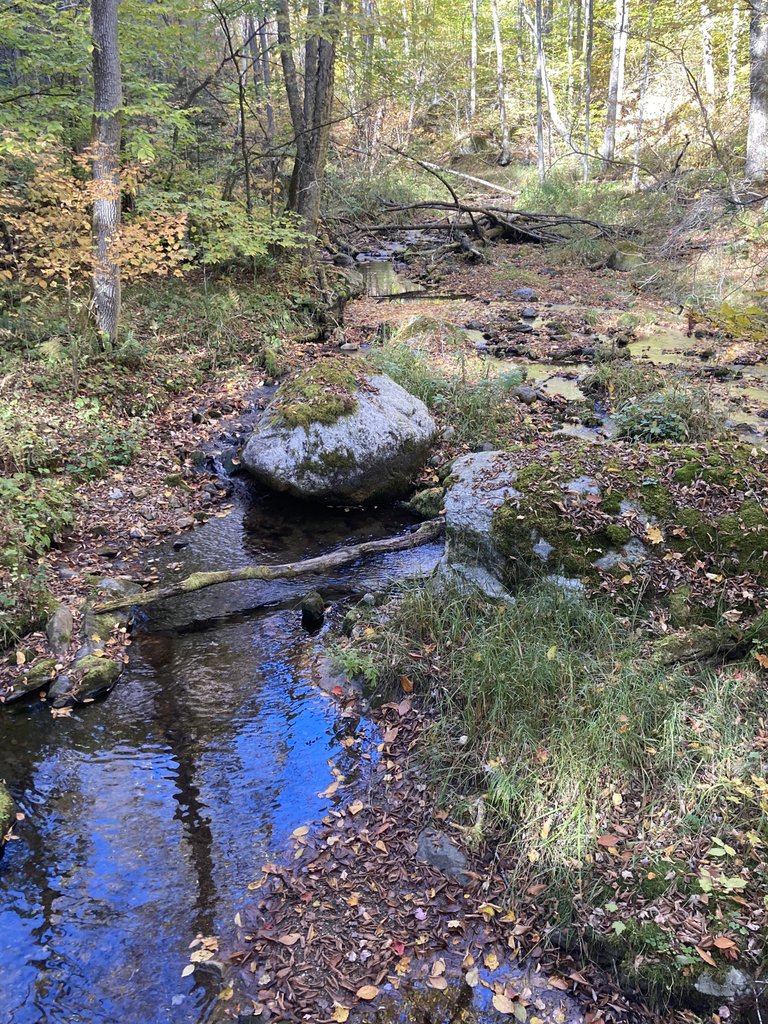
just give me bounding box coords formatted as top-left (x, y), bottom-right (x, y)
top-left (343, 580), bottom-right (768, 888)
top-left (373, 341), bottom-right (524, 445)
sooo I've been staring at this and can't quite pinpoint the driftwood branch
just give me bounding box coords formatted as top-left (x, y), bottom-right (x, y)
top-left (93, 520), bottom-right (445, 613)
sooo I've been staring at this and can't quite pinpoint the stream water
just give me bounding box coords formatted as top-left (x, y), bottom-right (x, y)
top-left (0, 477), bottom-right (441, 1024)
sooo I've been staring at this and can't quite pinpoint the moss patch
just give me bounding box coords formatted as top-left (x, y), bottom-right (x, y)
top-left (270, 358), bottom-right (366, 430)
top-left (0, 782), bottom-right (16, 841)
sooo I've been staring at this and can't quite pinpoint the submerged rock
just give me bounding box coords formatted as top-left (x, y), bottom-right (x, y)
top-left (299, 591), bottom-right (325, 631)
top-left (243, 364), bottom-right (436, 504)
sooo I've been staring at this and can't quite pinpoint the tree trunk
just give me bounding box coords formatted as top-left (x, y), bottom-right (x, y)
top-left (277, 0), bottom-right (340, 235)
top-left (582, 0), bottom-right (594, 181)
top-left (747, 0), bottom-right (768, 181)
top-left (535, 0), bottom-right (546, 181)
top-left (567, 0), bottom-right (575, 108)
top-left (491, 0), bottom-right (511, 164)
top-left (632, 0), bottom-right (654, 187)
top-left (700, 0), bottom-right (717, 100)
top-left (600, 0), bottom-right (629, 168)
top-left (727, 1), bottom-right (741, 99)
top-left (92, 520), bottom-right (445, 613)
top-left (469, 0), bottom-right (478, 121)
top-left (90, 0), bottom-right (122, 347)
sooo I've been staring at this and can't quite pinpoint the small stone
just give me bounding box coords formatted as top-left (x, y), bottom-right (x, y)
top-left (339, 342), bottom-right (360, 352)
top-left (694, 968), bottom-right (752, 1001)
top-left (130, 485), bottom-right (150, 499)
top-left (96, 545), bottom-right (121, 559)
top-left (519, 306), bottom-right (538, 319)
top-left (512, 385), bottom-right (540, 406)
top-left (176, 517), bottom-right (195, 529)
top-left (109, 488), bottom-right (124, 500)
top-left (510, 287), bottom-right (539, 302)
top-left (300, 591), bottom-right (325, 632)
top-left (416, 828), bottom-right (470, 881)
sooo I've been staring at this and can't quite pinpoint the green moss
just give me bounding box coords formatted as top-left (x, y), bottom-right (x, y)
top-left (297, 446), bottom-right (357, 479)
top-left (606, 524), bottom-right (632, 546)
top-left (406, 487), bottom-right (445, 519)
top-left (0, 782), bottom-right (16, 841)
top-left (637, 482), bottom-right (673, 519)
top-left (601, 491), bottom-right (622, 515)
top-left (270, 358), bottom-right (364, 430)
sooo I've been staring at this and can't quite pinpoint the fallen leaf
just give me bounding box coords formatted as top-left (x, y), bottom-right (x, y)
top-left (597, 834), bottom-right (620, 848)
top-left (348, 800), bottom-right (364, 815)
top-left (356, 985), bottom-right (379, 1000)
top-left (427, 975), bottom-right (448, 990)
top-left (713, 936), bottom-right (737, 950)
top-left (696, 946), bottom-right (718, 968)
top-left (549, 976), bottom-right (570, 991)
top-left (400, 674), bottom-right (413, 693)
top-left (181, 964), bottom-right (195, 978)
top-left (275, 933), bottom-right (302, 946)
top-left (331, 1007), bottom-right (350, 1022)
top-left (493, 993), bottom-right (517, 1014)
top-left (484, 951), bottom-right (500, 971)
top-left (465, 967), bottom-right (480, 987)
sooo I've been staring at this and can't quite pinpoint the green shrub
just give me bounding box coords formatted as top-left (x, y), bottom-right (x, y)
top-left (614, 389), bottom-right (723, 443)
top-left (582, 361), bottom-right (664, 404)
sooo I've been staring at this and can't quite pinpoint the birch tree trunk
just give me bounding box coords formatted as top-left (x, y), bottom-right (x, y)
top-left (746, 0), bottom-right (768, 181)
top-left (90, 0), bottom-right (122, 347)
top-left (535, 0), bottom-right (545, 180)
top-left (700, 0), bottom-right (717, 100)
top-left (600, 0), bottom-right (629, 168)
top-left (582, 0), bottom-right (594, 180)
top-left (491, 0), bottom-right (511, 164)
top-left (727, 1), bottom-right (741, 99)
top-left (567, 0), bottom-right (575, 108)
top-left (632, 0), bottom-right (654, 187)
top-left (469, 0), bottom-right (478, 121)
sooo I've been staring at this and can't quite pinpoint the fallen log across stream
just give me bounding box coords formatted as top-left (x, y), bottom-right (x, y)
top-left (93, 519), bottom-right (445, 613)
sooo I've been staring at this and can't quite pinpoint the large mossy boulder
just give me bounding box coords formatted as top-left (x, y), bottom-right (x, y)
top-left (443, 438), bottom-right (768, 613)
top-left (242, 360), bottom-right (436, 504)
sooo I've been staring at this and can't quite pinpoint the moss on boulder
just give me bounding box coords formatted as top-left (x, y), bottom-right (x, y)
top-left (0, 782), bottom-right (16, 846)
top-left (443, 437), bottom-right (768, 610)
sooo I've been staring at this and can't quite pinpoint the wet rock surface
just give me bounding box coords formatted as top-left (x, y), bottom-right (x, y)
top-left (0, 781), bottom-right (16, 844)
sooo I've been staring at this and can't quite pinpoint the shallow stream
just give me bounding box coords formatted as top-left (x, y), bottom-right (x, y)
top-left (0, 478), bottom-right (441, 1023)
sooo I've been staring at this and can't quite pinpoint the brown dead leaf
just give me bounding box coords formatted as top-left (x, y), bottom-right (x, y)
top-left (356, 985), bottom-right (379, 1000)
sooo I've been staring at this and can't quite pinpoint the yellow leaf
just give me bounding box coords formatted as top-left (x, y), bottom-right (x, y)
top-left (15, 650), bottom-right (25, 666)
top-left (331, 1006), bottom-right (350, 1022)
top-left (484, 951), bottom-right (500, 971)
top-left (645, 525), bottom-right (664, 545)
top-left (546, 645), bottom-right (557, 661)
top-left (612, 792), bottom-right (623, 807)
top-left (348, 800), bottom-right (364, 815)
top-left (400, 674), bottom-right (414, 693)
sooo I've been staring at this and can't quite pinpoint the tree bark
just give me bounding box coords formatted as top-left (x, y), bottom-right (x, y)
top-left (746, 0), bottom-right (768, 181)
top-left (582, 0), bottom-right (594, 181)
top-left (632, 0), bottom-right (654, 187)
top-left (90, 0), bottom-right (122, 347)
top-left (491, 0), bottom-right (511, 165)
top-left (92, 520), bottom-right (445, 613)
top-left (600, 0), bottom-right (629, 168)
top-left (700, 0), bottom-right (717, 100)
top-left (535, 0), bottom-right (546, 181)
top-left (469, 0), bottom-right (478, 121)
top-left (727, 1), bottom-right (741, 99)
top-left (278, 0), bottom-right (340, 235)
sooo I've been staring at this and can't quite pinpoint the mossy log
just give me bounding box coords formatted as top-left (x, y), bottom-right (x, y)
top-left (651, 611), bottom-right (768, 666)
top-left (93, 519), bottom-right (444, 613)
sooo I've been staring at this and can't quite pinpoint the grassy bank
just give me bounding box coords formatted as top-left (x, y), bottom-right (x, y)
top-left (339, 579), bottom-right (768, 1008)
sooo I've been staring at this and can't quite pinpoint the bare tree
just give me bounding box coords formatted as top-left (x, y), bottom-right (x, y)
top-left (491, 0), bottom-right (511, 164)
top-left (746, 0), bottom-right (768, 181)
top-left (600, 0), bottom-right (629, 168)
top-left (90, 0), bottom-right (122, 346)
top-left (276, 0), bottom-right (340, 234)
top-left (535, 0), bottom-right (545, 180)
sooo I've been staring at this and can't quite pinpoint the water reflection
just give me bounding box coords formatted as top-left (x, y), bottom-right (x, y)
top-left (0, 484), bottom-right (441, 1024)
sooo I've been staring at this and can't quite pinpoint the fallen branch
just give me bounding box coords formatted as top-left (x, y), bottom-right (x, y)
top-left (93, 519), bottom-right (445, 612)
